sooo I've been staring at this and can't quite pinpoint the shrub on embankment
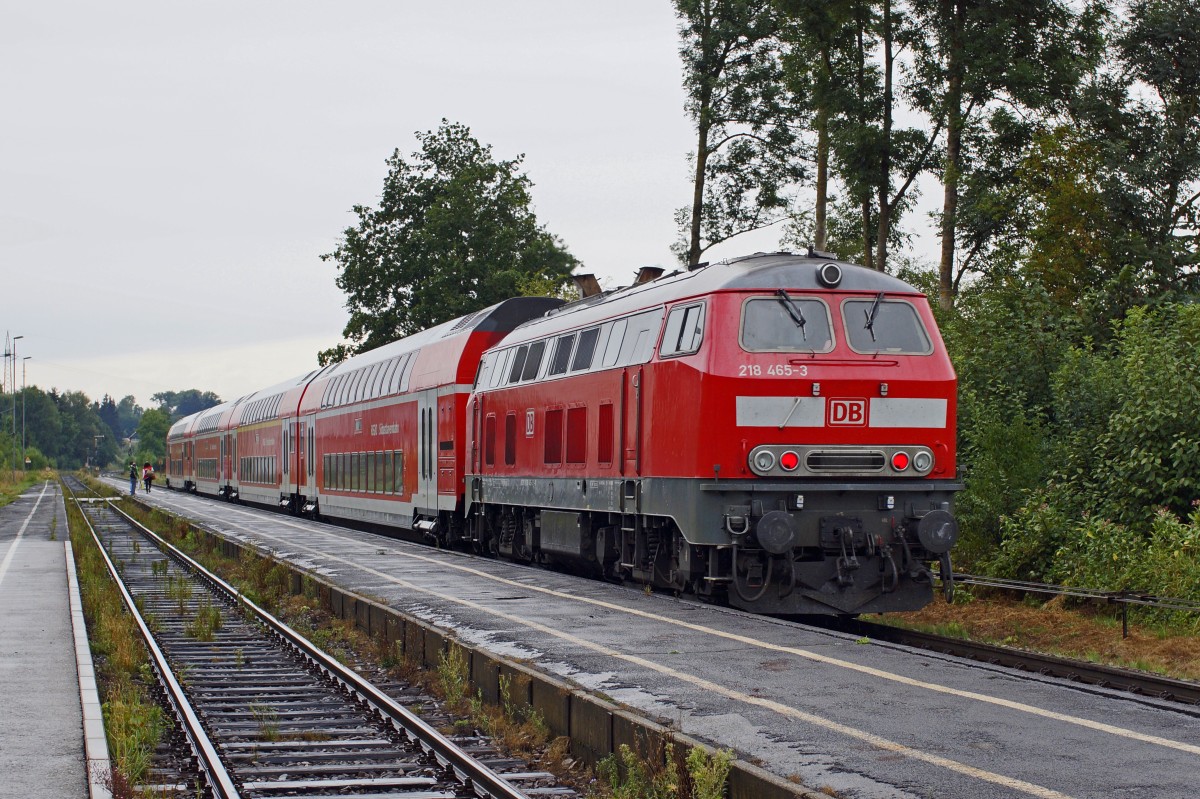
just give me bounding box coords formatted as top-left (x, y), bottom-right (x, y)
top-left (946, 290), bottom-right (1200, 619)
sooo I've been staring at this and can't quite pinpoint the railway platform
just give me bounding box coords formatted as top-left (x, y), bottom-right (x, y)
top-left (0, 480), bottom-right (101, 799)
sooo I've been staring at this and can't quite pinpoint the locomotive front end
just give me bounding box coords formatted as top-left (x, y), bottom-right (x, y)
top-left (695, 257), bottom-right (961, 615)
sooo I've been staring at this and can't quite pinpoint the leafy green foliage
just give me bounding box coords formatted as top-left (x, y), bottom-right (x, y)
top-left (976, 303), bottom-right (1200, 602)
top-left (672, 0), bottom-right (805, 265)
top-left (320, 120), bottom-right (578, 362)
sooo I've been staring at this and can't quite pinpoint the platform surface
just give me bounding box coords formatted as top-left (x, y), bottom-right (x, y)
top-left (0, 481), bottom-right (88, 799)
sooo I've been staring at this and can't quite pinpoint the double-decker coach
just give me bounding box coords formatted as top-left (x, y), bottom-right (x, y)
top-left (287, 297), bottom-right (563, 531)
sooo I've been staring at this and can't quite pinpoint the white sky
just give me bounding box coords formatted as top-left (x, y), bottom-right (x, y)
top-left (1, 1), bottom-right (928, 410)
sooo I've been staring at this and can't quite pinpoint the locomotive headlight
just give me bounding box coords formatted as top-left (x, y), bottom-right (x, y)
top-left (913, 451), bottom-right (933, 472)
top-left (891, 451), bottom-right (910, 471)
top-left (752, 450), bottom-right (776, 472)
top-left (779, 450), bottom-right (800, 471)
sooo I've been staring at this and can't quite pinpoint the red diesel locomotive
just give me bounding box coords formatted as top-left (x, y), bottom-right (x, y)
top-left (167, 251), bottom-right (960, 615)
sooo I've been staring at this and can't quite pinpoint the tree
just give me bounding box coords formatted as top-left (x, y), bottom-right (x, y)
top-left (907, 0), bottom-right (1095, 309)
top-left (152, 389), bottom-right (221, 419)
top-left (673, 0), bottom-right (807, 265)
top-left (320, 120), bottom-right (579, 362)
top-left (135, 408), bottom-right (170, 463)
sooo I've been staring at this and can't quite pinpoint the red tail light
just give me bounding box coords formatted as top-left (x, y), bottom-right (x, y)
top-left (779, 451), bottom-right (800, 471)
top-left (891, 451), bottom-right (910, 471)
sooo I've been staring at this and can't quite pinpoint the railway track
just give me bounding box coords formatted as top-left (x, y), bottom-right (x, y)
top-left (817, 616), bottom-right (1200, 710)
top-left (65, 477), bottom-right (572, 798)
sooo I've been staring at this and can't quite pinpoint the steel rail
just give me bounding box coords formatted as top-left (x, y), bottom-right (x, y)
top-left (836, 618), bottom-right (1200, 711)
top-left (66, 484), bottom-right (242, 799)
top-left (107, 501), bottom-right (531, 799)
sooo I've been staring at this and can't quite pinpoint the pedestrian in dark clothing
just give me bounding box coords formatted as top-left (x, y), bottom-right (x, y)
top-left (143, 462), bottom-right (154, 493)
top-left (129, 462), bottom-right (138, 495)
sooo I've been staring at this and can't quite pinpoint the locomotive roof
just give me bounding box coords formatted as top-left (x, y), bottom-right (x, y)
top-left (509, 251), bottom-right (922, 341)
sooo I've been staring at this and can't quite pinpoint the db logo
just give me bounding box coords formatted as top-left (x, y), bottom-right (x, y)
top-left (829, 399), bottom-right (867, 426)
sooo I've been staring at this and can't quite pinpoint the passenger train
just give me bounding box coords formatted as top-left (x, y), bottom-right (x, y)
top-left (166, 251), bottom-right (960, 615)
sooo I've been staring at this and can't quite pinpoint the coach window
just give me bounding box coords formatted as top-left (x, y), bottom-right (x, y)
top-left (521, 340), bottom-right (546, 382)
top-left (369, 362), bottom-right (386, 398)
top-left (660, 303), bottom-right (705, 357)
top-left (399, 352), bottom-right (418, 392)
top-left (382, 359), bottom-right (398, 395)
top-left (842, 296), bottom-right (933, 355)
top-left (741, 294), bottom-right (834, 353)
top-left (392, 451), bottom-right (404, 493)
top-left (504, 412), bottom-right (517, 466)
top-left (549, 333), bottom-right (575, 376)
top-left (388, 355), bottom-right (405, 394)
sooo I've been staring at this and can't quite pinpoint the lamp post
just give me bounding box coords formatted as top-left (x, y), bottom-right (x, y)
top-left (22, 356), bottom-right (30, 470)
top-left (10, 335), bottom-right (21, 476)
top-left (93, 435), bottom-right (104, 474)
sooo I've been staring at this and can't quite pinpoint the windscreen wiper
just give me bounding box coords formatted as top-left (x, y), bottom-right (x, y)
top-left (775, 289), bottom-right (807, 341)
top-left (864, 291), bottom-right (885, 342)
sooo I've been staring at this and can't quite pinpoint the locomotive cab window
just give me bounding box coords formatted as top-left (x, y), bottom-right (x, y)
top-left (842, 296), bottom-right (932, 355)
top-left (660, 303), bottom-right (705, 357)
top-left (741, 294), bottom-right (834, 353)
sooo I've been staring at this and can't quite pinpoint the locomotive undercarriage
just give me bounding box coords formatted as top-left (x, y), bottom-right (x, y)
top-left (465, 475), bottom-right (961, 616)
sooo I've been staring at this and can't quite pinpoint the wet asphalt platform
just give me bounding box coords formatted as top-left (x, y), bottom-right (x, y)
top-left (0, 480), bottom-right (103, 798)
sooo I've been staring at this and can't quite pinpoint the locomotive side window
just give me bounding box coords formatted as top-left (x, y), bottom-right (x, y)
top-left (741, 295), bottom-right (835, 352)
top-left (598, 403), bottom-right (614, 464)
top-left (571, 327), bottom-right (600, 371)
top-left (474, 355), bottom-right (492, 389)
top-left (504, 412), bottom-right (517, 466)
top-left (520, 340), bottom-right (546, 381)
top-left (508, 346), bottom-right (529, 383)
top-left (490, 349), bottom-right (512, 388)
top-left (484, 414), bottom-right (497, 466)
top-left (660, 303), bottom-right (706, 357)
top-left (621, 309), bottom-right (665, 365)
top-left (602, 319), bottom-right (627, 367)
top-left (842, 297), bottom-right (932, 355)
top-left (566, 406), bottom-right (587, 464)
top-left (549, 333), bottom-right (575, 376)
top-left (544, 408), bottom-right (564, 464)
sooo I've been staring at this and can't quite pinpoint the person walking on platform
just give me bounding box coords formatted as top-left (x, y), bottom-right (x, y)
top-left (129, 462), bottom-right (138, 495)
top-left (142, 462), bottom-right (154, 493)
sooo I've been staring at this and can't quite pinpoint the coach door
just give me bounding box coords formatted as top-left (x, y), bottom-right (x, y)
top-left (415, 390), bottom-right (437, 512)
top-left (305, 416), bottom-right (316, 498)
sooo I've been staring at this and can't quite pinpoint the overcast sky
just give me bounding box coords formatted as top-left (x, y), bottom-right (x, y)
top-left (1, 1), bottom-right (916, 410)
